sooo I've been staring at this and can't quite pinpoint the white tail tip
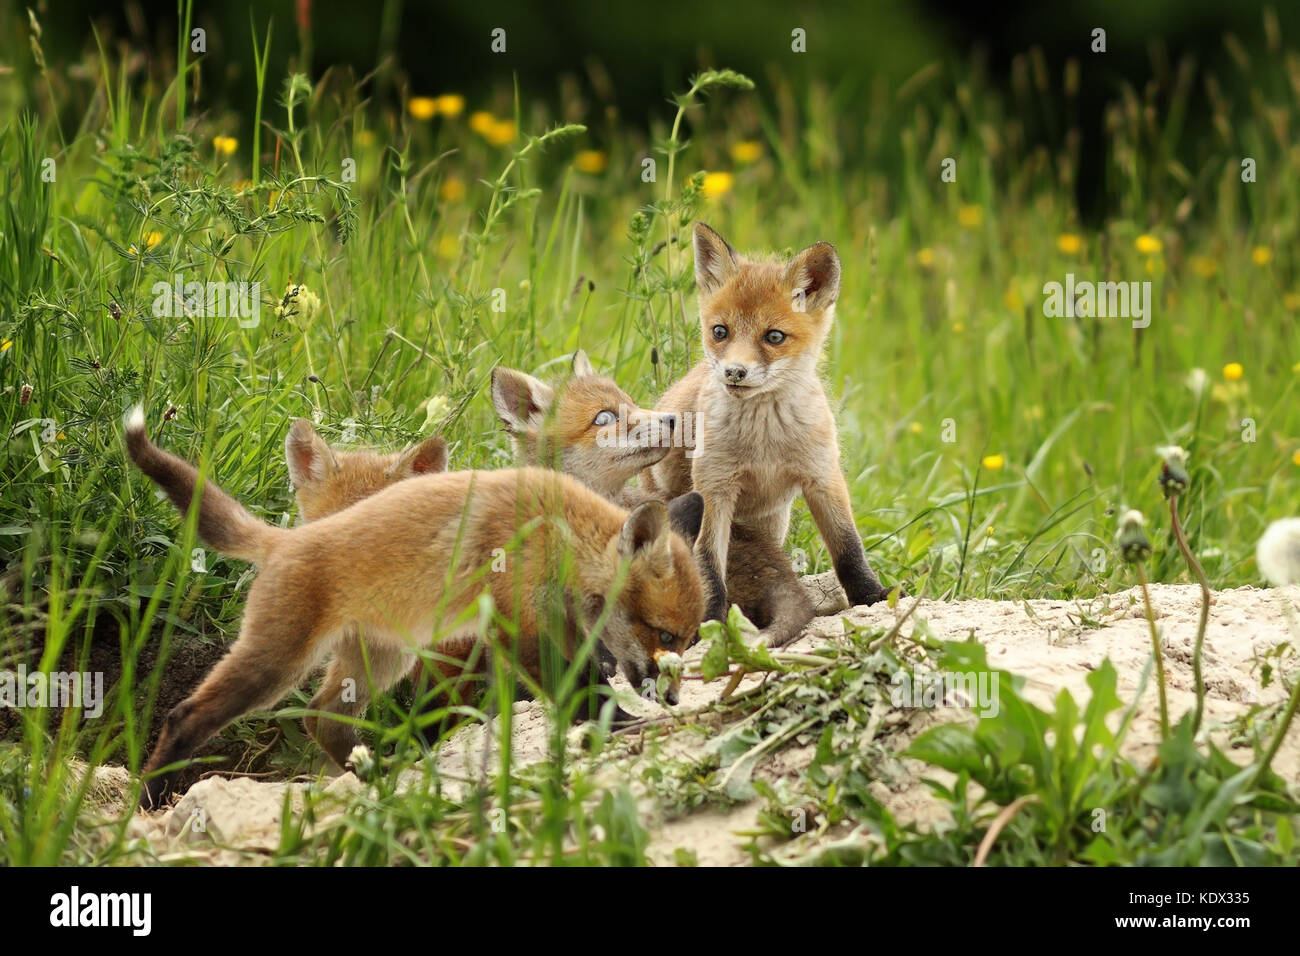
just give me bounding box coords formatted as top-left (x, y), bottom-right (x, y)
top-left (125, 404), bottom-right (145, 433)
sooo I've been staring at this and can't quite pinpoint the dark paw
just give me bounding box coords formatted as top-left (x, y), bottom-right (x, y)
top-left (863, 584), bottom-right (904, 606)
top-left (704, 591), bottom-right (729, 623)
top-left (138, 774), bottom-right (174, 812)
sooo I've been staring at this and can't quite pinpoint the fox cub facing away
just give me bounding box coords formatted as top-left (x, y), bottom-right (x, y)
top-left (125, 407), bottom-right (705, 808)
top-left (493, 350), bottom-right (829, 646)
top-left (646, 223), bottom-right (890, 629)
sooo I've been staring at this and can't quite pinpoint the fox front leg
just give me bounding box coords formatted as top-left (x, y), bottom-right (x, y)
top-left (694, 483), bottom-right (738, 623)
top-left (803, 471), bottom-right (888, 608)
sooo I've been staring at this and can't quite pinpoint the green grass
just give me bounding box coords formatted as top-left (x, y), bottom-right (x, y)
top-left (2, 7), bottom-right (1299, 865)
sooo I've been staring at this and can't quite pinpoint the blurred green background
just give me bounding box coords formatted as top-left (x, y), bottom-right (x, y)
top-left (8, 0), bottom-right (1297, 221)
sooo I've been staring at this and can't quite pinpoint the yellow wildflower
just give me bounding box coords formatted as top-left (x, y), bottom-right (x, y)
top-left (356, 130), bottom-right (376, 148)
top-left (213, 135), bottom-right (238, 156)
top-left (916, 247), bottom-right (935, 268)
top-left (435, 94), bottom-right (465, 117)
top-left (1003, 282), bottom-right (1023, 311)
top-left (701, 171), bottom-right (734, 199)
top-left (469, 111), bottom-right (496, 135)
top-left (1189, 255), bottom-right (1218, 278)
top-left (1056, 233), bottom-right (1083, 255)
top-left (982, 454), bottom-right (1005, 471)
top-left (485, 119), bottom-right (516, 146)
top-left (574, 150), bottom-right (608, 174)
top-left (908, 421), bottom-right (923, 435)
top-left (957, 204), bottom-right (983, 228)
top-left (408, 97), bottom-right (438, 121)
top-left (730, 140), bottom-right (763, 164)
top-left (437, 235), bottom-right (459, 259)
top-left (1135, 234), bottom-right (1162, 255)
top-left (1223, 362), bottom-right (1244, 381)
top-left (439, 177), bottom-right (466, 202)
top-left (1251, 245), bottom-right (1272, 266)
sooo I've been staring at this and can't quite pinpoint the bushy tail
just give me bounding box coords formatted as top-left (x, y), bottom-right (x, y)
top-left (124, 405), bottom-right (281, 563)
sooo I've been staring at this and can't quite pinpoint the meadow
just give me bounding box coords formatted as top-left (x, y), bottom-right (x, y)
top-left (1, 5), bottom-right (1299, 865)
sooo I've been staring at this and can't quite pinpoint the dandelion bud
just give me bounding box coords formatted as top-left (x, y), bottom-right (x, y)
top-left (652, 650), bottom-right (684, 678)
top-left (1156, 445), bottom-right (1190, 499)
top-left (18, 383), bottom-right (33, 405)
top-left (346, 744), bottom-right (376, 779)
top-left (1116, 509), bottom-right (1152, 564)
top-left (1257, 518), bottom-right (1300, 586)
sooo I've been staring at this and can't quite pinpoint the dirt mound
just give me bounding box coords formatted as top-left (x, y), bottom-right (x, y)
top-left (119, 584), bottom-right (1299, 865)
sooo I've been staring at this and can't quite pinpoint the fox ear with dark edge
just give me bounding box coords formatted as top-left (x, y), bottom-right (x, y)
top-left (666, 492), bottom-right (704, 547)
top-left (388, 435), bottom-right (448, 481)
top-left (491, 367), bottom-right (555, 434)
top-left (571, 349), bottom-right (595, 378)
top-left (619, 500), bottom-right (670, 561)
top-left (693, 222), bottom-right (738, 295)
top-left (285, 418), bottom-right (340, 487)
top-left (782, 241), bottom-right (841, 313)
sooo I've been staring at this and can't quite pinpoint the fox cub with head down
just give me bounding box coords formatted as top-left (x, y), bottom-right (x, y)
top-left (125, 407), bottom-right (704, 808)
top-left (493, 350), bottom-right (826, 646)
top-left (645, 223), bottom-right (890, 631)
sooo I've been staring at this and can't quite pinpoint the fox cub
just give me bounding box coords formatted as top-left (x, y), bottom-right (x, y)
top-left (125, 407), bottom-right (704, 807)
top-left (493, 350), bottom-right (824, 646)
top-left (281, 419), bottom-right (466, 756)
top-left (646, 223), bottom-right (890, 629)
top-left (491, 349), bottom-right (678, 501)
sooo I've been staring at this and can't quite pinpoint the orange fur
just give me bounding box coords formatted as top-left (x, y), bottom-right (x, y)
top-left (496, 352), bottom-right (819, 646)
top-left (125, 408), bottom-right (704, 808)
top-left (645, 224), bottom-right (889, 632)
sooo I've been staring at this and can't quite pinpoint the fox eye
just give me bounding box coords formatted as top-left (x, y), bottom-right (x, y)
top-left (593, 410), bottom-right (616, 427)
top-left (658, 630), bottom-right (677, 650)
top-left (764, 330), bottom-right (787, 345)
top-left (711, 325), bottom-right (728, 341)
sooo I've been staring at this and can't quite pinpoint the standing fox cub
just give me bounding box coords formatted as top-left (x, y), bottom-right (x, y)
top-left (493, 350), bottom-right (829, 646)
top-left (125, 407), bottom-right (704, 808)
top-left (646, 223), bottom-right (890, 629)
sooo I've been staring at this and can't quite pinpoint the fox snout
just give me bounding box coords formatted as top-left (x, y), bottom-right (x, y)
top-left (716, 359), bottom-right (764, 390)
top-left (626, 409), bottom-right (676, 447)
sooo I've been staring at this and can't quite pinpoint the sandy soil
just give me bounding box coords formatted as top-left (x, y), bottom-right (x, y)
top-left (118, 583), bottom-right (1300, 865)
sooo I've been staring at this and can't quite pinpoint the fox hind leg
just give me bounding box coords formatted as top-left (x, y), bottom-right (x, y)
top-left (140, 616), bottom-right (327, 809)
top-left (307, 632), bottom-right (411, 770)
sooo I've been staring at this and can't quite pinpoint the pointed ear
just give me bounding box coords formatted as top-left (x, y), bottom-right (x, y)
top-left (666, 492), bottom-right (704, 547)
top-left (388, 435), bottom-right (448, 481)
top-left (618, 500), bottom-right (671, 565)
top-left (781, 241), bottom-right (841, 313)
top-left (491, 367), bottom-right (555, 434)
top-left (285, 418), bottom-right (339, 487)
top-left (693, 222), bottom-right (738, 296)
top-left (571, 349), bottom-right (595, 378)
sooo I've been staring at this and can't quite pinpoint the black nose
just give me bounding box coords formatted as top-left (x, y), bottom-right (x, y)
top-left (724, 365), bottom-right (747, 383)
